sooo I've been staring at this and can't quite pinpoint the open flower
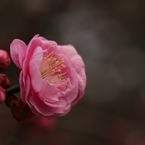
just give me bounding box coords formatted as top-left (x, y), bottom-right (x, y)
top-left (10, 35), bottom-right (86, 118)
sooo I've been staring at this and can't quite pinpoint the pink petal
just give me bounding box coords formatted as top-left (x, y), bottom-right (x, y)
top-left (72, 73), bottom-right (86, 106)
top-left (39, 79), bottom-right (58, 102)
top-left (10, 39), bottom-right (27, 68)
top-left (59, 45), bottom-right (78, 59)
top-left (39, 80), bottom-right (68, 108)
top-left (60, 45), bottom-right (87, 104)
top-left (29, 60), bottom-right (42, 92)
top-left (58, 68), bottom-right (79, 104)
top-left (30, 46), bottom-right (43, 65)
top-left (60, 45), bottom-right (85, 73)
top-left (29, 92), bottom-right (58, 117)
top-left (26, 39), bottom-right (41, 62)
top-left (20, 72), bottom-right (31, 104)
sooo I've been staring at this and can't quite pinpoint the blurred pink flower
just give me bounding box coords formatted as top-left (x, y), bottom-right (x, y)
top-left (32, 117), bottom-right (57, 131)
top-left (0, 49), bottom-right (11, 72)
top-left (10, 35), bottom-right (86, 118)
top-left (0, 86), bottom-right (6, 104)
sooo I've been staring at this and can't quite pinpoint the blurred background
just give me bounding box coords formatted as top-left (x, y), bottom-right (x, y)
top-left (0, 0), bottom-right (145, 145)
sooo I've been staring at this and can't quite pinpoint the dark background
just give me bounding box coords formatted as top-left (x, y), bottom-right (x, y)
top-left (0, 0), bottom-right (145, 145)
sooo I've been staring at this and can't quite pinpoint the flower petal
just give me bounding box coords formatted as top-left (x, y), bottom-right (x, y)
top-left (60, 45), bottom-right (87, 104)
top-left (60, 45), bottom-right (85, 73)
top-left (39, 79), bottom-right (58, 102)
top-left (58, 68), bottom-right (78, 104)
top-left (10, 39), bottom-right (27, 68)
top-left (29, 61), bottom-right (42, 92)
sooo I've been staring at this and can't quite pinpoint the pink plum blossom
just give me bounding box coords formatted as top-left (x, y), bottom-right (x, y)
top-left (0, 49), bottom-right (11, 72)
top-left (10, 35), bottom-right (86, 118)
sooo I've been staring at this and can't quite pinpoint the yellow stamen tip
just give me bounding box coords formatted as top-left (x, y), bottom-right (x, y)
top-left (61, 59), bottom-right (64, 63)
top-left (47, 58), bottom-right (51, 62)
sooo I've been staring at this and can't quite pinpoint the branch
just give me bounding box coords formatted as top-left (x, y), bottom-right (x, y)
top-left (6, 84), bottom-right (20, 97)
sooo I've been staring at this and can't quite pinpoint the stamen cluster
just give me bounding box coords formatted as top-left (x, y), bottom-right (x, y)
top-left (39, 50), bottom-right (70, 92)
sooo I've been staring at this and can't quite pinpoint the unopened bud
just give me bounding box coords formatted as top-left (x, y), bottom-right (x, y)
top-left (5, 95), bottom-right (34, 122)
top-left (0, 74), bottom-right (10, 89)
top-left (0, 86), bottom-right (6, 104)
top-left (0, 49), bottom-right (11, 72)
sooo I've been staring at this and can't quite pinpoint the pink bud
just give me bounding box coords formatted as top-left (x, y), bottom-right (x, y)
top-left (5, 95), bottom-right (34, 122)
top-left (0, 74), bottom-right (10, 89)
top-left (0, 86), bottom-right (6, 104)
top-left (0, 49), bottom-right (11, 72)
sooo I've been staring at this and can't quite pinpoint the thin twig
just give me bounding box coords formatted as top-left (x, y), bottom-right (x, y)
top-left (6, 84), bottom-right (20, 97)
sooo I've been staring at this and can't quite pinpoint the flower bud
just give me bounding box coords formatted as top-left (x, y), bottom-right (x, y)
top-left (0, 86), bottom-right (6, 104)
top-left (0, 49), bottom-right (11, 72)
top-left (0, 74), bottom-right (10, 89)
top-left (5, 95), bottom-right (34, 122)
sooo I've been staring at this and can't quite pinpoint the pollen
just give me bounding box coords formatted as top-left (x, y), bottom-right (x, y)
top-left (39, 50), bottom-right (70, 92)
top-left (61, 59), bottom-right (64, 63)
top-left (61, 64), bottom-right (66, 68)
top-left (47, 58), bottom-right (51, 62)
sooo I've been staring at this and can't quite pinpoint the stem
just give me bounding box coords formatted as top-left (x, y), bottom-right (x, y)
top-left (6, 84), bottom-right (20, 97)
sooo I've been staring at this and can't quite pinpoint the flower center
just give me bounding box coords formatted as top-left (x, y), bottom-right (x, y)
top-left (39, 51), bottom-right (70, 91)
